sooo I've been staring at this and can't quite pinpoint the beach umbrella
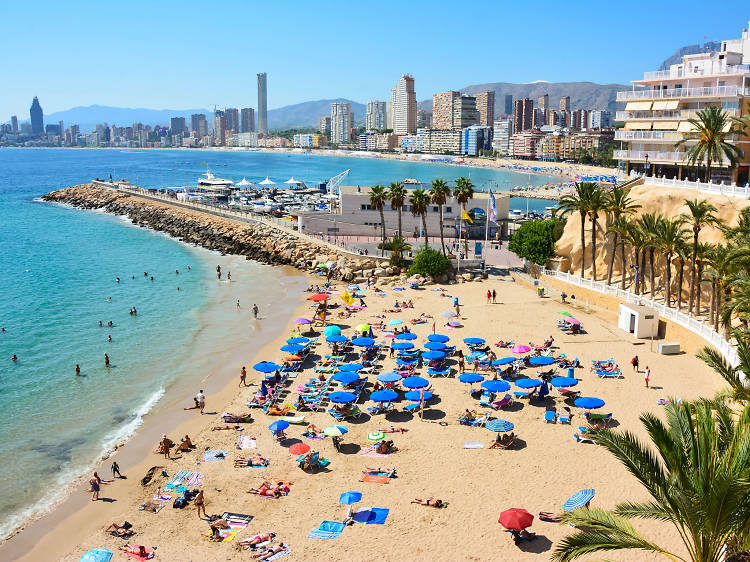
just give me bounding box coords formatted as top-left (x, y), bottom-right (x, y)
top-left (482, 380), bottom-right (511, 392)
top-left (486, 419), bottom-right (514, 432)
top-left (289, 442), bottom-right (310, 455)
top-left (280, 343), bottom-right (304, 353)
top-left (294, 318), bottom-right (312, 325)
top-left (424, 341), bottom-right (447, 350)
top-left (422, 350), bottom-right (445, 360)
top-left (404, 390), bottom-right (433, 401)
top-left (388, 319), bottom-right (403, 326)
top-left (574, 397), bottom-right (605, 409)
top-left (308, 293), bottom-right (329, 302)
top-left (459, 373), bottom-right (485, 384)
top-left (441, 310), bottom-right (456, 318)
top-left (493, 357), bottom-right (516, 366)
top-left (287, 337), bottom-right (309, 344)
top-left (395, 332), bottom-right (417, 341)
top-left (268, 420), bottom-right (290, 432)
top-left (529, 356), bottom-right (556, 366)
top-left (80, 549), bottom-right (113, 562)
top-left (371, 389), bottom-right (398, 402)
top-left (511, 345), bottom-right (532, 354)
top-left (326, 335), bottom-right (348, 343)
top-left (392, 342), bottom-right (414, 350)
top-left (332, 372), bottom-right (360, 385)
top-left (339, 491), bottom-right (362, 505)
top-left (402, 376), bottom-right (429, 389)
top-left (339, 363), bottom-right (364, 372)
top-left (565, 317), bottom-right (581, 325)
top-left (253, 361), bottom-right (281, 373)
top-left (324, 425), bottom-right (348, 437)
top-left (558, 311), bottom-right (573, 317)
top-left (428, 334), bottom-right (450, 343)
top-left (352, 337), bottom-right (375, 347)
top-left (498, 508), bottom-right (534, 530)
top-left (464, 337), bottom-right (486, 345)
top-left (550, 377), bottom-right (579, 388)
top-left (355, 323), bottom-right (370, 332)
top-left (367, 431), bottom-right (385, 441)
top-left (377, 372), bottom-right (401, 383)
top-left (259, 176), bottom-right (275, 185)
top-left (563, 489), bottom-right (595, 511)
top-left (324, 325), bottom-right (342, 337)
top-left (515, 378), bottom-right (543, 389)
top-left (329, 391), bottom-right (356, 404)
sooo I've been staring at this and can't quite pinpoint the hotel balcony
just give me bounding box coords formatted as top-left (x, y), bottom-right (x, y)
top-left (615, 108), bottom-right (741, 121)
top-left (614, 130), bottom-right (681, 142)
top-left (641, 64), bottom-right (750, 81)
top-left (616, 85), bottom-right (750, 101)
top-left (614, 149), bottom-right (730, 166)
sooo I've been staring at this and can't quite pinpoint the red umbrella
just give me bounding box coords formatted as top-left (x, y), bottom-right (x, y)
top-left (308, 294), bottom-right (329, 302)
top-left (289, 443), bottom-right (310, 455)
top-left (498, 508), bottom-right (534, 530)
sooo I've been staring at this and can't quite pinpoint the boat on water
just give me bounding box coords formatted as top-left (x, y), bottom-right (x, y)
top-left (198, 170), bottom-right (234, 189)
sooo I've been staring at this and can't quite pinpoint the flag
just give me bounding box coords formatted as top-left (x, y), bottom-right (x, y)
top-left (341, 290), bottom-right (354, 306)
top-left (488, 189), bottom-right (497, 223)
top-left (462, 207), bottom-right (473, 223)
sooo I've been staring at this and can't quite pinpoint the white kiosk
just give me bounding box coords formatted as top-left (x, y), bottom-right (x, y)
top-left (618, 303), bottom-right (659, 339)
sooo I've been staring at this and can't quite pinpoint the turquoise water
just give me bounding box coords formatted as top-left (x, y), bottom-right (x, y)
top-left (0, 148), bottom-right (557, 537)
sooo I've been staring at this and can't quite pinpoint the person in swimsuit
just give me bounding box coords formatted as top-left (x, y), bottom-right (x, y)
top-left (111, 461), bottom-right (122, 478)
top-left (90, 475), bottom-right (100, 501)
top-left (239, 532), bottom-right (276, 548)
top-left (194, 489), bottom-right (207, 519)
top-left (254, 544), bottom-right (287, 560)
top-left (411, 498), bottom-right (444, 507)
top-left (239, 366), bottom-right (247, 387)
top-left (104, 353), bottom-right (110, 368)
top-left (106, 523), bottom-right (132, 536)
top-left (208, 517), bottom-right (228, 540)
top-left (75, 364), bottom-right (81, 375)
top-left (11, 354), bottom-right (17, 362)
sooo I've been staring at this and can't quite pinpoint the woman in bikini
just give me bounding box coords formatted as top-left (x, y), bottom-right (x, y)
top-left (194, 490), bottom-right (207, 519)
top-left (239, 531), bottom-right (276, 548)
top-left (412, 498), bottom-right (444, 507)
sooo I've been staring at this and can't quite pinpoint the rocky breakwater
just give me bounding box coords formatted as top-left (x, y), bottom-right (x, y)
top-left (42, 183), bottom-right (411, 281)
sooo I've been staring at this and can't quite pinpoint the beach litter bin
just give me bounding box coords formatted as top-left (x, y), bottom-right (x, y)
top-left (658, 342), bottom-right (681, 355)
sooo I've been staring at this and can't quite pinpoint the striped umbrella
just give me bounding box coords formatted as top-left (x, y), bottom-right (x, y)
top-left (563, 489), bottom-right (595, 511)
top-left (367, 431), bottom-right (385, 441)
top-left (486, 419), bottom-right (514, 432)
top-left (323, 425), bottom-right (349, 437)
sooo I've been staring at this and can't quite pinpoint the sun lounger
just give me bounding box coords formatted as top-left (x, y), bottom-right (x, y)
top-left (574, 427), bottom-right (597, 445)
top-left (427, 367), bottom-right (451, 377)
top-left (494, 436), bottom-right (517, 450)
top-left (597, 369), bottom-right (622, 378)
top-left (513, 389), bottom-right (535, 399)
top-left (489, 394), bottom-right (513, 409)
top-left (544, 410), bottom-right (557, 423)
top-left (557, 388), bottom-right (581, 399)
top-left (367, 402), bottom-right (391, 415)
top-left (404, 403), bottom-right (421, 413)
top-left (479, 390), bottom-right (493, 406)
top-left (558, 410), bottom-right (572, 424)
top-left (297, 451), bottom-right (330, 471)
top-left (584, 412), bottom-right (613, 426)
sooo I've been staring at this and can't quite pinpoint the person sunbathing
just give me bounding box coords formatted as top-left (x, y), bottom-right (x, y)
top-left (236, 455), bottom-right (269, 467)
top-left (176, 437), bottom-right (193, 452)
top-left (538, 511), bottom-right (563, 522)
top-left (254, 543), bottom-right (287, 560)
top-left (378, 426), bottom-right (407, 434)
top-left (598, 363), bottom-right (619, 373)
top-left (209, 518), bottom-right (230, 540)
top-left (489, 432), bottom-right (516, 449)
top-left (267, 405), bottom-right (289, 416)
top-left (411, 498), bottom-right (445, 508)
top-left (458, 409), bottom-right (476, 424)
top-left (119, 545), bottom-right (152, 559)
top-left (106, 522), bottom-right (134, 537)
top-left (363, 466), bottom-right (396, 477)
top-left (376, 440), bottom-right (397, 454)
top-left (239, 531), bottom-right (276, 548)
top-left (248, 483), bottom-right (282, 498)
top-left (509, 529), bottom-right (537, 544)
top-left (212, 425), bottom-right (241, 431)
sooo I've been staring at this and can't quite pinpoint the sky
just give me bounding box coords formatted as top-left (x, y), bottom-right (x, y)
top-left (2, 1), bottom-right (749, 117)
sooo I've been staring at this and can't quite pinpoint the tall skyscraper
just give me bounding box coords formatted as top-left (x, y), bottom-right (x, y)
top-left (240, 108), bottom-right (255, 133)
top-left (504, 94), bottom-right (513, 116)
top-left (170, 117), bottom-right (186, 136)
top-left (513, 98), bottom-right (533, 132)
top-left (365, 101), bottom-right (386, 131)
top-left (224, 108), bottom-right (239, 133)
top-left (390, 75), bottom-right (417, 135)
top-left (475, 91), bottom-right (495, 127)
top-left (30, 96), bottom-right (43, 135)
top-left (257, 72), bottom-right (268, 134)
top-left (559, 96), bottom-right (571, 112)
top-left (191, 114), bottom-right (208, 136)
top-left (330, 102), bottom-right (351, 144)
top-left (11, 115), bottom-right (18, 133)
top-left (416, 109), bottom-right (431, 128)
top-left (453, 95), bottom-right (478, 128)
top-left (318, 116), bottom-right (331, 134)
top-left (213, 109), bottom-right (226, 145)
top-left (432, 91), bottom-right (460, 130)
top-left (537, 94), bottom-right (549, 111)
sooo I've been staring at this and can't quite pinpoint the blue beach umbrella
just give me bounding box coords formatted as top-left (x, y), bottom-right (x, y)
top-left (486, 419), bottom-right (514, 433)
top-left (392, 342), bottom-right (414, 350)
top-left (529, 356), bottom-right (556, 366)
top-left (388, 319), bottom-right (403, 326)
top-left (550, 377), bottom-right (579, 388)
top-left (268, 420), bottom-right (290, 432)
top-left (329, 391), bottom-right (357, 404)
top-left (563, 489), bottom-right (595, 511)
top-left (481, 379), bottom-right (511, 392)
top-left (402, 376), bottom-right (429, 389)
top-left (377, 372), bottom-right (401, 383)
top-left (371, 389), bottom-right (398, 402)
top-left (395, 332), bottom-right (417, 341)
top-left (80, 549), bottom-right (113, 562)
top-left (574, 397), bottom-right (605, 409)
top-left (459, 373), bottom-right (484, 384)
top-left (324, 425), bottom-right (348, 437)
top-left (428, 334), bottom-right (450, 343)
top-left (424, 341), bottom-right (447, 350)
top-left (323, 325), bottom-right (342, 337)
top-left (280, 343), bottom-right (304, 353)
top-left (332, 372), bottom-right (360, 385)
top-left (339, 363), bottom-right (364, 372)
top-left (464, 337), bottom-right (486, 345)
top-left (404, 390), bottom-right (433, 401)
top-left (286, 337), bottom-right (309, 344)
top-left (422, 350), bottom-right (445, 360)
top-left (515, 378), bottom-right (543, 389)
top-left (339, 491), bottom-right (363, 505)
top-left (253, 361), bottom-right (282, 373)
top-left (493, 357), bottom-right (516, 366)
top-left (352, 337), bottom-right (375, 347)
top-left (326, 335), bottom-right (348, 343)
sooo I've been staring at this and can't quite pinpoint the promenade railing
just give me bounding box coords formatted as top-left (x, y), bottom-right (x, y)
top-left (626, 174), bottom-right (750, 199)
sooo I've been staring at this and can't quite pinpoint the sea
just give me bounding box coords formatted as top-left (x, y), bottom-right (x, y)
top-left (0, 147), bottom-right (558, 539)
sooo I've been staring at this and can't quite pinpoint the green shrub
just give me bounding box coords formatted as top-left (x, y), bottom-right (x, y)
top-left (408, 245), bottom-right (451, 278)
top-left (509, 219), bottom-right (558, 265)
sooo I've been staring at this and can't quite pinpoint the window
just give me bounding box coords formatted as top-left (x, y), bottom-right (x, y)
top-left (445, 206), bottom-right (453, 213)
top-left (360, 204), bottom-right (372, 211)
top-left (432, 206), bottom-right (439, 212)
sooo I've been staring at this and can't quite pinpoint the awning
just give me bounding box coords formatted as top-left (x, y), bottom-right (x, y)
top-left (624, 121), bottom-right (651, 130)
top-left (625, 101), bottom-right (652, 111)
top-left (652, 121), bottom-right (679, 130)
top-left (678, 121), bottom-right (698, 132)
top-left (723, 122), bottom-right (732, 132)
top-left (652, 100), bottom-right (679, 110)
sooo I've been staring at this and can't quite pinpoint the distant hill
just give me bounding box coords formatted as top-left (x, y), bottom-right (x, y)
top-left (418, 81), bottom-right (630, 116)
top-left (658, 41), bottom-right (722, 70)
top-left (268, 99), bottom-right (365, 129)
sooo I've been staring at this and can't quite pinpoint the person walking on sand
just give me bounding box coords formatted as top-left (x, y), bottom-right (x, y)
top-left (89, 474), bottom-right (100, 501)
top-left (486, 290), bottom-right (491, 304)
top-left (237, 300), bottom-right (241, 309)
top-left (195, 389), bottom-right (206, 414)
top-left (253, 304), bottom-right (259, 319)
top-left (492, 289), bottom-right (497, 304)
top-left (239, 366), bottom-right (247, 387)
top-left (104, 353), bottom-right (110, 368)
top-left (631, 355), bottom-right (639, 373)
top-left (194, 489), bottom-right (207, 519)
top-left (111, 461), bottom-right (122, 479)
top-left (227, 271), bottom-right (231, 281)
top-left (644, 366), bottom-right (651, 388)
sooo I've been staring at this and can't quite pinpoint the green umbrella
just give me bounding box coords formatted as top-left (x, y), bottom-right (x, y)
top-left (367, 431), bottom-right (385, 442)
top-left (558, 311), bottom-right (573, 317)
top-left (324, 425), bottom-right (348, 437)
top-left (355, 323), bottom-right (370, 332)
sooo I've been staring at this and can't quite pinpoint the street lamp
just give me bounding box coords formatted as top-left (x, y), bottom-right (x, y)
top-left (630, 263), bottom-right (640, 295)
top-left (644, 154), bottom-right (650, 178)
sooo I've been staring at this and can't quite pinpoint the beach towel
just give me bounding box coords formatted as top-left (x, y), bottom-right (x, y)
top-left (153, 494), bottom-right (171, 502)
top-left (237, 436), bottom-right (257, 450)
top-left (185, 472), bottom-right (203, 487)
top-left (204, 449), bottom-right (228, 462)
top-left (359, 447), bottom-right (389, 458)
top-left (203, 519), bottom-right (249, 542)
top-left (353, 508), bottom-right (390, 524)
top-left (123, 546), bottom-right (154, 561)
top-left (308, 520), bottom-right (345, 539)
top-left (360, 474), bottom-right (390, 484)
top-left (463, 441), bottom-right (484, 449)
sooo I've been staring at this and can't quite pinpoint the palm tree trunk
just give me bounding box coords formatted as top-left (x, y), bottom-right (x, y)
top-left (640, 251), bottom-right (647, 294)
top-left (591, 216), bottom-right (598, 281)
top-left (706, 156), bottom-right (712, 183)
top-left (689, 231), bottom-right (698, 315)
top-left (696, 263), bottom-right (704, 316)
top-left (438, 205), bottom-right (446, 255)
top-left (579, 212), bottom-right (586, 278)
top-left (397, 208), bottom-right (402, 239)
top-left (378, 207), bottom-right (386, 257)
top-left (714, 287), bottom-right (722, 332)
top-left (677, 259), bottom-right (684, 311)
top-left (709, 281), bottom-right (716, 324)
top-left (422, 213), bottom-right (428, 247)
top-left (649, 248), bottom-right (656, 299)
top-left (665, 255), bottom-right (672, 306)
top-left (620, 242), bottom-right (627, 290)
top-left (633, 248), bottom-right (640, 294)
top-left (607, 233), bottom-right (618, 285)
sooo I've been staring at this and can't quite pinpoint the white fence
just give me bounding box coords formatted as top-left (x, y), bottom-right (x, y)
top-left (540, 267), bottom-right (739, 366)
top-left (630, 174), bottom-right (750, 199)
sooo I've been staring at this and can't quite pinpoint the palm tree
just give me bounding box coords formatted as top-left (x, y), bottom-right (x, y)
top-left (387, 182), bottom-right (407, 239)
top-left (695, 242), bottom-right (712, 317)
top-left (388, 236), bottom-right (411, 262)
top-left (703, 244), bottom-right (733, 331)
top-left (681, 199), bottom-right (720, 315)
top-left (625, 222), bottom-right (646, 294)
top-left (675, 240), bottom-right (690, 311)
top-left (638, 213), bottom-right (663, 299)
top-left (429, 179), bottom-right (451, 255)
top-left (605, 185), bottom-right (641, 286)
top-left (607, 216), bottom-right (632, 290)
top-left (720, 271), bottom-right (750, 333)
top-left (698, 334), bottom-right (750, 402)
top-left (452, 177), bottom-right (475, 258)
top-left (409, 188), bottom-right (431, 247)
top-left (587, 186), bottom-right (606, 281)
top-left (656, 218), bottom-right (687, 307)
top-left (369, 184), bottom-right (388, 257)
top-left (675, 105), bottom-right (742, 183)
top-left (553, 399), bottom-right (750, 562)
top-left (559, 182), bottom-right (596, 278)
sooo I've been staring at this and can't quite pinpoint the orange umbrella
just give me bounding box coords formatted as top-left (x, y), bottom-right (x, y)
top-left (308, 294), bottom-right (329, 302)
top-left (289, 443), bottom-right (310, 455)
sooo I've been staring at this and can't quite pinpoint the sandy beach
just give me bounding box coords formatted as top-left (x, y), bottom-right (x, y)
top-left (4, 269), bottom-right (726, 561)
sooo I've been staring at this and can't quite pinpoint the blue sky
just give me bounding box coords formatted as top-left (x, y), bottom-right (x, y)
top-left (2, 1), bottom-right (749, 116)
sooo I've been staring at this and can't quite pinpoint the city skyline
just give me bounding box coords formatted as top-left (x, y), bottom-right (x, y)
top-left (1, 1), bottom-right (748, 117)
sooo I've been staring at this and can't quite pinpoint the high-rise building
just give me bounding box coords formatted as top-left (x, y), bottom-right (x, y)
top-left (537, 94), bottom-right (549, 111)
top-left (318, 116), bottom-right (331, 134)
top-left (257, 73), bottom-right (268, 133)
top-left (454, 95), bottom-right (478, 129)
top-left (589, 110), bottom-right (611, 129)
top-left (30, 96), bottom-right (43, 135)
top-left (532, 108), bottom-right (545, 128)
top-left (240, 108), bottom-right (255, 133)
top-left (461, 125), bottom-right (492, 156)
top-left (224, 108), bottom-right (239, 133)
top-left (513, 98), bottom-right (533, 132)
top-left (504, 94), bottom-right (513, 116)
top-left (365, 101), bottom-right (386, 131)
top-left (191, 114), bottom-right (208, 136)
top-left (492, 118), bottom-right (514, 154)
top-left (432, 91), bottom-right (460, 130)
top-left (330, 102), bottom-right (352, 144)
top-left (213, 109), bottom-right (226, 145)
top-left (559, 96), bottom-right (571, 112)
top-left (11, 115), bottom-right (18, 133)
top-left (170, 117), bottom-right (186, 136)
top-left (475, 91), bottom-right (495, 127)
top-left (390, 75), bottom-right (417, 135)
top-left (572, 109), bottom-right (589, 130)
top-left (416, 110), bottom-right (431, 129)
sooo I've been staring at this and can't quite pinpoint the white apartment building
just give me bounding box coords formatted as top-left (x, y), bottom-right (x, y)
top-left (588, 110), bottom-right (611, 129)
top-left (390, 75), bottom-right (417, 135)
top-left (492, 118), bottom-right (514, 155)
top-left (615, 21), bottom-right (750, 184)
top-left (365, 101), bottom-right (386, 131)
top-left (331, 102), bottom-right (352, 145)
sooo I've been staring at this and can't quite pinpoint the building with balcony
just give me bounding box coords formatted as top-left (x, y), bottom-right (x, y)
top-left (509, 130), bottom-right (546, 159)
top-left (616, 22), bottom-right (750, 184)
top-left (421, 128), bottom-right (461, 154)
top-left (461, 125), bottom-right (492, 156)
top-left (492, 118), bottom-right (513, 155)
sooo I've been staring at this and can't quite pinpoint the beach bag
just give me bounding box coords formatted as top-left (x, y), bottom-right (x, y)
top-left (122, 521), bottom-right (132, 530)
top-left (173, 497), bottom-right (187, 509)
